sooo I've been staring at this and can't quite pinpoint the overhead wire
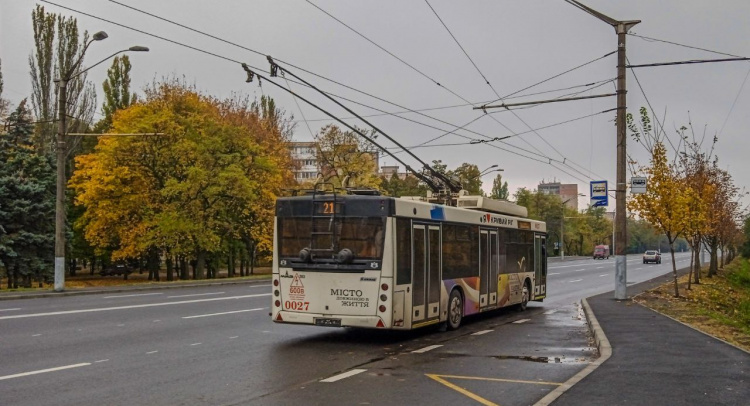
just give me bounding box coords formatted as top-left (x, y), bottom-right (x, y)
top-left (628, 33), bottom-right (746, 58)
top-left (58, 0), bottom-right (613, 186)
top-left (627, 56), bottom-right (679, 155)
top-left (423, 0), bottom-right (612, 182)
top-left (718, 64), bottom-right (750, 137)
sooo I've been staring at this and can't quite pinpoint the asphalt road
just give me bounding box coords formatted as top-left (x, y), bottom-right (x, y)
top-left (0, 252), bottom-right (692, 405)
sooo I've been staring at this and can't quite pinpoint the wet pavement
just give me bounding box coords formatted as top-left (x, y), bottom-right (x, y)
top-left (252, 303), bottom-right (596, 405)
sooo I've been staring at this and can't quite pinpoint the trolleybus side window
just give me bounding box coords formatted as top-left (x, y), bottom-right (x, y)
top-left (442, 224), bottom-right (473, 280)
top-left (396, 218), bottom-right (411, 285)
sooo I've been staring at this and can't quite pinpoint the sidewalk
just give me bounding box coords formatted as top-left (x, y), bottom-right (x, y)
top-left (552, 271), bottom-right (750, 406)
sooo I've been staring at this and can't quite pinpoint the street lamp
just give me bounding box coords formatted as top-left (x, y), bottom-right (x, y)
top-left (54, 33), bottom-right (149, 292)
top-left (560, 193), bottom-right (585, 260)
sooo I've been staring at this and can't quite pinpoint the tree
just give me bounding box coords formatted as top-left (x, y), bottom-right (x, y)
top-left (490, 173), bottom-right (509, 200)
top-left (452, 163), bottom-right (482, 195)
top-left (93, 55), bottom-right (136, 133)
top-left (380, 174), bottom-right (426, 197)
top-left (314, 124), bottom-right (380, 189)
top-left (0, 100), bottom-right (56, 288)
top-left (629, 142), bottom-right (694, 297)
top-left (28, 5), bottom-right (97, 155)
top-left (70, 80), bottom-right (291, 280)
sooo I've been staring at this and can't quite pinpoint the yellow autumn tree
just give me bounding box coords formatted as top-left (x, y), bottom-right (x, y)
top-left (70, 80), bottom-right (292, 280)
top-left (311, 124), bottom-right (381, 190)
top-left (628, 142), bottom-right (696, 297)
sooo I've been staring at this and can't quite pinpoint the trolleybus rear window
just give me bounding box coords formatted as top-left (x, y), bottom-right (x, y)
top-left (278, 217), bottom-right (386, 260)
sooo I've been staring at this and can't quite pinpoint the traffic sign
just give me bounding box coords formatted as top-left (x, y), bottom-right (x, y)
top-left (590, 180), bottom-right (608, 207)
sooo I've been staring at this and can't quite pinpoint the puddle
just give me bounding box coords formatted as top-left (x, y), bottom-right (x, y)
top-left (492, 354), bottom-right (591, 364)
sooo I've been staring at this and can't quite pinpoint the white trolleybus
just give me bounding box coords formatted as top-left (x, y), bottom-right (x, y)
top-left (271, 189), bottom-right (547, 330)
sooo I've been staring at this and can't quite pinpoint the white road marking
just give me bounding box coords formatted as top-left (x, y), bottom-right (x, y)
top-left (599, 274), bottom-right (608, 277)
top-left (596, 267), bottom-right (605, 269)
top-left (574, 269), bottom-right (585, 272)
top-left (167, 292), bottom-right (225, 299)
top-left (0, 308), bottom-right (21, 312)
top-left (471, 330), bottom-right (493, 336)
top-left (548, 272), bottom-right (560, 276)
top-left (412, 344), bottom-right (443, 354)
top-left (117, 324), bottom-right (125, 327)
top-left (543, 310), bottom-right (557, 315)
top-left (229, 336), bottom-right (239, 339)
top-left (103, 293), bottom-right (163, 299)
top-left (248, 284), bottom-right (271, 288)
top-left (513, 319), bottom-right (531, 324)
top-left (0, 363), bottom-right (91, 381)
top-left (321, 369), bottom-right (367, 383)
top-left (153, 320), bottom-right (161, 323)
top-left (633, 268), bottom-right (643, 270)
top-left (190, 343), bottom-right (202, 346)
top-left (146, 351), bottom-right (158, 354)
top-left (182, 308), bottom-right (265, 319)
top-left (94, 359), bottom-right (109, 363)
top-left (568, 279), bottom-right (583, 283)
top-left (0, 293), bottom-right (271, 320)
top-left (32, 334), bottom-right (42, 337)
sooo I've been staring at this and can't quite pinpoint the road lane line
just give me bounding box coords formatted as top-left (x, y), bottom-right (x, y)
top-left (146, 351), bottom-right (158, 355)
top-left (543, 310), bottom-right (557, 315)
top-left (0, 363), bottom-right (91, 381)
top-left (248, 284), bottom-right (271, 288)
top-left (568, 279), bottom-right (582, 283)
top-left (103, 293), bottom-right (163, 299)
top-left (0, 293), bottom-right (271, 320)
top-left (0, 308), bottom-right (21, 312)
top-left (229, 336), bottom-right (239, 339)
top-left (182, 308), bottom-right (265, 319)
top-left (471, 330), bottom-right (493, 336)
top-left (426, 374), bottom-right (497, 406)
top-left (190, 343), bottom-right (202, 346)
top-left (321, 369), bottom-right (367, 382)
top-left (167, 292), bottom-right (225, 299)
top-left (599, 274), bottom-right (608, 277)
top-left (412, 344), bottom-right (443, 354)
top-left (32, 334), bottom-right (42, 337)
top-left (596, 266), bottom-right (604, 269)
top-left (548, 272), bottom-right (560, 276)
top-left (94, 359), bottom-right (109, 363)
top-left (513, 319), bottom-right (531, 324)
top-left (574, 269), bottom-right (585, 272)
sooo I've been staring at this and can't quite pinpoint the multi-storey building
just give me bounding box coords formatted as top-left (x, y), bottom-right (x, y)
top-left (538, 181), bottom-right (580, 210)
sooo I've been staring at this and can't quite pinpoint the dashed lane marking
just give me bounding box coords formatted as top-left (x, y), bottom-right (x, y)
top-left (146, 351), bottom-right (158, 355)
top-left (0, 308), bottom-right (21, 312)
top-left (0, 293), bottom-right (271, 320)
top-left (32, 334), bottom-right (42, 337)
top-left (599, 274), bottom-right (608, 277)
top-left (548, 272), bottom-right (560, 275)
top-left (190, 343), bottom-right (202, 346)
top-left (103, 293), bottom-right (163, 299)
top-left (94, 359), bottom-right (109, 363)
top-left (472, 330), bottom-right (493, 336)
top-left (412, 344), bottom-right (443, 353)
top-left (182, 307), bottom-right (265, 319)
top-left (320, 369), bottom-right (367, 383)
top-left (568, 279), bottom-right (583, 283)
top-left (167, 292), bottom-right (225, 299)
top-left (0, 363), bottom-right (91, 381)
top-left (426, 374), bottom-right (563, 406)
top-left (513, 319), bottom-right (531, 324)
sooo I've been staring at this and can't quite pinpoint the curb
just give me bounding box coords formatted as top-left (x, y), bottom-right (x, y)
top-left (533, 298), bottom-right (611, 406)
top-left (0, 276), bottom-right (271, 301)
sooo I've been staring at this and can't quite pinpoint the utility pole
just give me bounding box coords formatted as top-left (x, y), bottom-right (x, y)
top-left (566, 0), bottom-right (639, 300)
top-left (53, 31), bottom-right (148, 291)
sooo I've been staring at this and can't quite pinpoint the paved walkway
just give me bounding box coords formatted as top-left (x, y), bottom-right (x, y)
top-left (553, 272), bottom-right (750, 406)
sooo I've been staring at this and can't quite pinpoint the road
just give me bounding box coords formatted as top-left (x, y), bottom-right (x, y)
top-left (0, 252), bottom-right (692, 405)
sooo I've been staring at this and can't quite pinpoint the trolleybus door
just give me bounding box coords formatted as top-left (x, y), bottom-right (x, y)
top-left (534, 234), bottom-right (547, 298)
top-left (411, 224), bottom-right (441, 323)
top-left (479, 229), bottom-right (499, 308)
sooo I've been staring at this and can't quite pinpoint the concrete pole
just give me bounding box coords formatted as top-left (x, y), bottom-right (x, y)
top-left (54, 79), bottom-right (68, 292)
top-left (614, 21), bottom-right (639, 300)
top-left (561, 213), bottom-right (565, 260)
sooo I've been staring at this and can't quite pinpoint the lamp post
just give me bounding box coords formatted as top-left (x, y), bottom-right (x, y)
top-left (54, 33), bottom-right (149, 292)
top-left (560, 193), bottom-right (585, 260)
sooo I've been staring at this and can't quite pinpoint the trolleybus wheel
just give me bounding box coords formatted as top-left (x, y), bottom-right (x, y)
top-left (518, 284), bottom-right (529, 311)
top-left (447, 289), bottom-right (463, 330)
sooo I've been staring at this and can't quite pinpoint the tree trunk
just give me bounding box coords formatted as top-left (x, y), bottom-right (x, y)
top-left (687, 245), bottom-right (694, 290)
top-left (708, 238), bottom-right (719, 277)
top-left (90, 256), bottom-right (96, 276)
top-left (166, 255), bottom-right (174, 282)
top-left (693, 241), bottom-right (701, 285)
top-left (195, 251), bottom-right (206, 280)
top-left (180, 256), bottom-right (189, 280)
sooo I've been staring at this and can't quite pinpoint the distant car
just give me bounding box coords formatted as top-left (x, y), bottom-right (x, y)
top-left (593, 245), bottom-right (610, 259)
top-left (643, 250), bottom-right (661, 264)
top-left (100, 263), bottom-right (132, 276)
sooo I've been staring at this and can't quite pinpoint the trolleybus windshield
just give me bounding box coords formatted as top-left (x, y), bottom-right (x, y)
top-left (278, 216), bottom-right (386, 261)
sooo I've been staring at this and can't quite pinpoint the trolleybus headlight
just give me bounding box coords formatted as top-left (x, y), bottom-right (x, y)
top-left (379, 305), bottom-right (386, 312)
top-left (274, 290), bottom-right (279, 297)
top-left (299, 248), bottom-right (311, 262)
top-left (337, 248), bottom-right (354, 264)
top-left (380, 294), bottom-right (387, 302)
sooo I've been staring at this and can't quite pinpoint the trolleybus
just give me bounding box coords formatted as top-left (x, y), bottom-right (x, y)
top-left (271, 188), bottom-right (547, 330)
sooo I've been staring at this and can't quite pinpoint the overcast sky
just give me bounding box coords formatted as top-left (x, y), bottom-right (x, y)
top-left (2, 1), bottom-right (749, 211)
